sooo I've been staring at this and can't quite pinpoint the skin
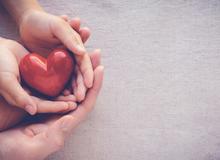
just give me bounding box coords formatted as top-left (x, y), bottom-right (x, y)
top-left (0, 96), bottom-right (26, 131)
top-left (0, 17), bottom-right (91, 131)
top-left (0, 1), bottom-right (103, 159)
top-left (0, 0), bottom-right (94, 112)
top-left (0, 53), bottom-right (104, 160)
top-left (18, 10), bottom-right (94, 89)
top-left (58, 16), bottom-right (90, 102)
top-left (0, 38), bottom-right (77, 130)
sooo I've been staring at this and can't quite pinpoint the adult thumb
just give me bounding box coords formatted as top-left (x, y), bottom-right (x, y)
top-left (35, 115), bottom-right (74, 155)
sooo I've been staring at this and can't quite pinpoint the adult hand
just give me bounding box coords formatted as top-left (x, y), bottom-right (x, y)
top-left (0, 51), bottom-right (104, 160)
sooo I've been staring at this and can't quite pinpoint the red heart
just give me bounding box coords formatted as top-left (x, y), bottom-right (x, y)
top-left (19, 49), bottom-right (75, 97)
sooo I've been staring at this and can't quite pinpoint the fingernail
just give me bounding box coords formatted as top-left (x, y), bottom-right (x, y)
top-left (63, 103), bottom-right (69, 110)
top-left (61, 118), bottom-right (72, 131)
top-left (76, 45), bottom-right (86, 54)
top-left (25, 105), bottom-right (36, 115)
top-left (68, 95), bottom-right (76, 101)
top-left (68, 102), bottom-right (77, 110)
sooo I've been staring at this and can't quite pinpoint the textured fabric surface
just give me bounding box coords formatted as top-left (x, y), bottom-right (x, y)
top-left (1, 0), bottom-right (220, 160)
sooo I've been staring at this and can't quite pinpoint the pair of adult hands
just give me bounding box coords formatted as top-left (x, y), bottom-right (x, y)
top-left (0, 11), bottom-right (104, 160)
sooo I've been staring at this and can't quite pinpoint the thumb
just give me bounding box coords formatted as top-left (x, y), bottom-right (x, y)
top-left (0, 74), bottom-right (37, 115)
top-left (52, 19), bottom-right (86, 55)
top-left (35, 115), bottom-right (74, 154)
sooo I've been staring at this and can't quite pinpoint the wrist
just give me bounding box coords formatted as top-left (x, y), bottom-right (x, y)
top-left (18, 8), bottom-right (44, 27)
top-left (0, 0), bottom-right (44, 25)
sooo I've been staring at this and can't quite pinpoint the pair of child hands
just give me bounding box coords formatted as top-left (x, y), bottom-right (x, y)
top-left (0, 10), bottom-right (99, 130)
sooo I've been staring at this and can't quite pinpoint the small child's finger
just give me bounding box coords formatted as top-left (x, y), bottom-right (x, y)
top-left (69, 65), bottom-right (104, 119)
top-left (73, 70), bottom-right (87, 102)
top-left (59, 103), bottom-right (78, 114)
top-left (79, 27), bottom-right (91, 43)
top-left (72, 78), bottom-right (77, 95)
top-left (55, 94), bottom-right (76, 102)
top-left (32, 97), bottom-right (77, 113)
top-left (90, 49), bottom-right (101, 69)
top-left (75, 54), bottom-right (93, 88)
top-left (69, 17), bottom-right (81, 32)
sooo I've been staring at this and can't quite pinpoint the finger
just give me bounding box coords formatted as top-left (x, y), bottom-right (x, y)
top-left (52, 19), bottom-right (93, 87)
top-left (69, 18), bottom-right (90, 43)
top-left (52, 20), bottom-right (86, 55)
top-left (69, 66), bottom-right (104, 123)
top-left (69, 17), bottom-right (81, 32)
top-left (73, 69), bottom-right (87, 102)
top-left (55, 94), bottom-right (76, 102)
top-left (76, 53), bottom-right (94, 88)
top-left (60, 15), bottom-right (69, 21)
top-left (78, 66), bottom-right (104, 112)
top-left (75, 48), bottom-right (102, 88)
top-left (90, 49), bottom-right (101, 69)
top-left (79, 27), bottom-right (91, 43)
top-left (62, 89), bottom-right (71, 96)
top-left (32, 97), bottom-right (77, 113)
top-left (0, 73), bottom-right (37, 115)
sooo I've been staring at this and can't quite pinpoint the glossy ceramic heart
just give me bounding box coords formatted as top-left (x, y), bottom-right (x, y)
top-left (19, 49), bottom-right (74, 97)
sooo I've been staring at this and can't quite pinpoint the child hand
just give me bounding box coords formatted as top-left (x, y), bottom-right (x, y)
top-left (63, 49), bottom-right (101, 102)
top-left (19, 10), bottom-right (94, 88)
top-left (0, 38), bottom-right (77, 115)
top-left (58, 16), bottom-right (100, 102)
